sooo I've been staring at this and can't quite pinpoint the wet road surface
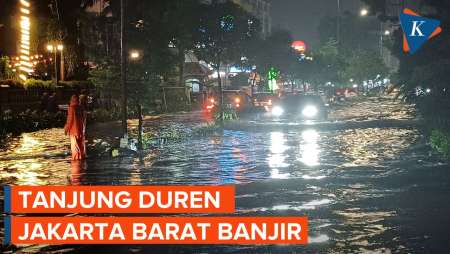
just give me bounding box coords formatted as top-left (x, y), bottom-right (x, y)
top-left (1, 97), bottom-right (450, 253)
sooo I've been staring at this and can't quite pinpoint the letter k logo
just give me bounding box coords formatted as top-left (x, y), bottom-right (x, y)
top-left (410, 21), bottom-right (425, 36)
top-left (400, 9), bottom-right (442, 54)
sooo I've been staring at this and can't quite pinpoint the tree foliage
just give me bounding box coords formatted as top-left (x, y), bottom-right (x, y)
top-left (194, 1), bottom-right (259, 70)
top-left (250, 29), bottom-right (295, 77)
top-left (343, 50), bottom-right (388, 84)
top-left (360, 0), bottom-right (450, 124)
top-left (88, 61), bottom-right (120, 90)
top-left (0, 56), bottom-right (15, 80)
top-left (318, 11), bottom-right (379, 54)
top-left (297, 39), bottom-right (346, 88)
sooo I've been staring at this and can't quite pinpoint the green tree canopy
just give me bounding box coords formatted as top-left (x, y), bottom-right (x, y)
top-left (194, 1), bottom-right (260, 70)
top-left (342, 50), bottom-right (388, 84)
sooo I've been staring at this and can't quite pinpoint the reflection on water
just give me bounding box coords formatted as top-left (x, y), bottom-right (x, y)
top-left (70, 160), bottom-right (88, 185)
top-left (15, 134), bottom-right (41, 154)
top-left (332, 208), bottom-right (396, 253)
top-left (335, 128), bottom-right (420, 167)
top-left (268, 132), bottom-right (290, 179)
top-left (1, 128), bottom-right (419, 186)
top-left (330, 96), bottom-right (416, 121)
top-left (299, 129), bottom-right (320, 167)
top-left (0, 129), bottom-right (69, 185)
top-left (302, 129), bottom-right (319, 143)
top-left (0, 124), bottom-right (440, 253)
top-left (270, 168), bottom-right (289, 179)
top-left (309, 234), bottom-right (330, 244)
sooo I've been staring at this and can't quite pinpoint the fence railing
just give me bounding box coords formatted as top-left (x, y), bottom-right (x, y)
top-left (0, 87), bottom-right (80, 111)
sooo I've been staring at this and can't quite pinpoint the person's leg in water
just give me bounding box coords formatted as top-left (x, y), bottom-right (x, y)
top-left (70, 135), bottom-right (85, 160)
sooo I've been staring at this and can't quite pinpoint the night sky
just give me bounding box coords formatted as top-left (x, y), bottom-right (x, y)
top-left (270, 0), bottom-right (365, 48)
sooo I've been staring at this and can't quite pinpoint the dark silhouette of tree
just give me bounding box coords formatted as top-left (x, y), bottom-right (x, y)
top-left (362, 0), bottom-right (450, 120)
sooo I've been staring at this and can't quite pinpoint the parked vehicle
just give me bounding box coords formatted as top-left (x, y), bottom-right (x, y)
top-left (204, 90), bottom-right (252, 113)
top-left (252, 92), bottom-right (277, 112)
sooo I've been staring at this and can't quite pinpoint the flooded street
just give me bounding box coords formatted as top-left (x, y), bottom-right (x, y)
top-left (1, 97), bottom-right (450, 253)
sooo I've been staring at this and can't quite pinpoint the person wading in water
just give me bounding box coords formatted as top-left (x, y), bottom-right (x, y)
top-left (64, 95), bottom-right (86, 160)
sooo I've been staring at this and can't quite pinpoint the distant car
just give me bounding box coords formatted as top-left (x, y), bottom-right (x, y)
top-left (271, 94), bottom-right (328, 120)
top-left (336, 88), bottom-right (358, 100)
top-left (204, 97), bottom-right (217, 112)
top-left (204, 90), bottom-right (251, 113)
top-left (252, 92), bottom-right (277, 111)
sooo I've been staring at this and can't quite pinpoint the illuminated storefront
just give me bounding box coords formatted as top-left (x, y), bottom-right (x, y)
top-left (18, 0), bottom-right (32, 81)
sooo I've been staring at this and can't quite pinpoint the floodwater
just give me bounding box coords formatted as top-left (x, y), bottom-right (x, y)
top-left (1, 97), bottom-right (450, 253)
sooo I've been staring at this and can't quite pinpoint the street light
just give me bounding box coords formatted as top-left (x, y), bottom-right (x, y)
top-left (129, 50), bottom-right (140, 60)
top-left (128, 49), bottom-right (143, 150)
top-left (358, 10), bottom-right (390, 58)
top-left (46, 42), bottom-right (64, 86)
top-left (360, 8), bottom-right (369, 16)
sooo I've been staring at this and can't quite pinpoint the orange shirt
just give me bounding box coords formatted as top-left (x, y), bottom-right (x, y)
top-left (65, 104), bottom-right (84, 137)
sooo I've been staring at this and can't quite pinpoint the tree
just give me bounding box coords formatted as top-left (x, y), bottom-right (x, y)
top-left (342, 50), bottom-right (388, 84)
top-left (318, 12), bottom-right (379, 55)
top-left (0, 0), bottom-right (18, 56)
top-left (0, 56), bottom-right (15, 80)
top-left (195, 2), bottom-right (258, 69)
top-left (361, 0), bottom-right (450, 122)
top-left (305, 39), bottom-right (346, 88)
top-left (37, 0), bottom-right (94, 80)
top-left (194, 1), bottom-right (259, 120)
top-left (251, 29), bottom-right (295, 77)
top-left (88, 59), bottom-right (121, 109)
top-left (165, 0), bottom-right (202, 86)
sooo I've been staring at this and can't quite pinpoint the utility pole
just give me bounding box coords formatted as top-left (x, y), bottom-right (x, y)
top-left (379, 22), bottom-right (384, 58)
top-left (53, 49), bottom-right (58, 86)
top-left (217, 60), bottom-right (223, 123)
top-left (337, 0), bottom-right (340, 45)
top-left (120, 0), bottom-right (128, 143)
top-left (60, 48), bottom-right (64, 81)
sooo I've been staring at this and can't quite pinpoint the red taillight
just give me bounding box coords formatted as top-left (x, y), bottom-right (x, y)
top-left (206, 105), bottom-right (214, 110)
top-left (235, 97), bottom-right (240, 103)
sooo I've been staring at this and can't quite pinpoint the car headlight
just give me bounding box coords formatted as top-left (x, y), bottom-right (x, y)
top-left (302, 105), bottom-right (318, 118)
top-left (272, 106), bottom-right (284, 116)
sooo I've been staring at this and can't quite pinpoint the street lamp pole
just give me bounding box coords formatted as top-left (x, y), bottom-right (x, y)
top-left (337, 0), bottom-right (340, 45)
top-left (59, 45), bottom-right (64, 81)
top-left (380, 22), bottom-right (383, 58)
top-left (47, 43), bottom-right (63, 86)
top-left (120, 0), bottom-right (128, 141)
top-left (129, 49), bottom-right (143, 150)
top-left (53, 49), bottom-right (58, 86)
top-left (359, 8), bottom-right (386, 58)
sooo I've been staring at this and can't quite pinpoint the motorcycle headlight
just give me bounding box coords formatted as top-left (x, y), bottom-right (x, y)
top-left (302, 105), bottom-right (318, 118)
top-left (272, 106), bottom-right (284, 116)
